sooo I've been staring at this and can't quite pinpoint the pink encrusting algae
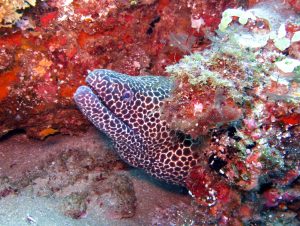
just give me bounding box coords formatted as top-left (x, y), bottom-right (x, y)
top-left (161, 2), bottom-right (300, 224)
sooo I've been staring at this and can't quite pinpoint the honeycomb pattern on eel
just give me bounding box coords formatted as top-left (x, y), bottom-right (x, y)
top-left (74, 69), bottom-right (201, 186)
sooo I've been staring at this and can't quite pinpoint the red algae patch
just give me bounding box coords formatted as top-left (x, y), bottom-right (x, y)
top-left (0, 67), bottom-right (19, 101)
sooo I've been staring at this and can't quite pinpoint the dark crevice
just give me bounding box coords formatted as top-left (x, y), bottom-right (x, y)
top-left (0, 128), bottom-right (26, 142)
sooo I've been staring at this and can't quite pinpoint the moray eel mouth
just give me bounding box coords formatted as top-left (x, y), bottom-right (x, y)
top-left (74, 70), bottom-right (131, 131)
top-left (74, 85), bottom-right (123, 124)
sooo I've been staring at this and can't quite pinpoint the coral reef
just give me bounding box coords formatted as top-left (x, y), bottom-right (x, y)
top-left (0, 0), bottom-right (242, 139)
top-left (0, 0), bottom-right (36, 27)
top-left (161, 3), bottom-right (300, 225)
top-left (0, 0), bottom-right (299, 225)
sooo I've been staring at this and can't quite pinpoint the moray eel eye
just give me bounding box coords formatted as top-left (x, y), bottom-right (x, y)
top-left (121, 90), bottom-right (133, 101)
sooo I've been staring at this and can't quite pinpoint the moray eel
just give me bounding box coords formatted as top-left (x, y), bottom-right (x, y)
top-left (74, 69), bottom-right (200, 185)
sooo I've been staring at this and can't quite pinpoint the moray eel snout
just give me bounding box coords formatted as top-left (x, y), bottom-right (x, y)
top-left (74, 69), bottom-right (200, 186)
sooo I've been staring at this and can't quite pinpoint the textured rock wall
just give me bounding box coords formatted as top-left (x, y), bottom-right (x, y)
top-left (0, 0), bottom-right (242, 139)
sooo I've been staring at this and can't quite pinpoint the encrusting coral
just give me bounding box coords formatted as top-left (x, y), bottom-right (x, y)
top-left (0, 0), bottom-right (36, 27)
top-left (161, 4), bottom-right (300, 225)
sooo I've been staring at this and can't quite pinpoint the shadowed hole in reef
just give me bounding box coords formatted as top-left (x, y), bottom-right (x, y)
top-left (0, 129), bottom-right (26, 142)
top-left (257, 182), bottom-right (273, 194)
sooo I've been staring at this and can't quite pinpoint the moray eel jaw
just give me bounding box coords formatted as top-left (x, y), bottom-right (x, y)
top-left (74, 73), bottom-right (142, 168)
top-left (74, 69), bottom-right (200, 186)
top-left (74, 85), bottom-right (131, 136)
top-left (74, 70), bottom-right (132, 133)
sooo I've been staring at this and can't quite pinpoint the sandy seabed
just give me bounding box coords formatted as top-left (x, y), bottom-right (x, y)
top-left (0, 128), bottom-right (190, 226)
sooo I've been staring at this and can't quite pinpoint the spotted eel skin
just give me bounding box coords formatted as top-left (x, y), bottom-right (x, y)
top-left (74, 69), bottom-right (201, 185)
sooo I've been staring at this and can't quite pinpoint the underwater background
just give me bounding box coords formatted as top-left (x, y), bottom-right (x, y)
top-left (0, 0), bottom-right (299, 225)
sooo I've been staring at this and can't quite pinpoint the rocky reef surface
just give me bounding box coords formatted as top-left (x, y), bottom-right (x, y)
top-left (0, 0), bottom-right (243, 139)
top-left (161, 2), bottom-right (300, 225)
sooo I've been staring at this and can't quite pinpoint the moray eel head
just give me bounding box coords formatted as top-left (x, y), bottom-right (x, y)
top-left (75, 69), bottom-right (172, 134)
